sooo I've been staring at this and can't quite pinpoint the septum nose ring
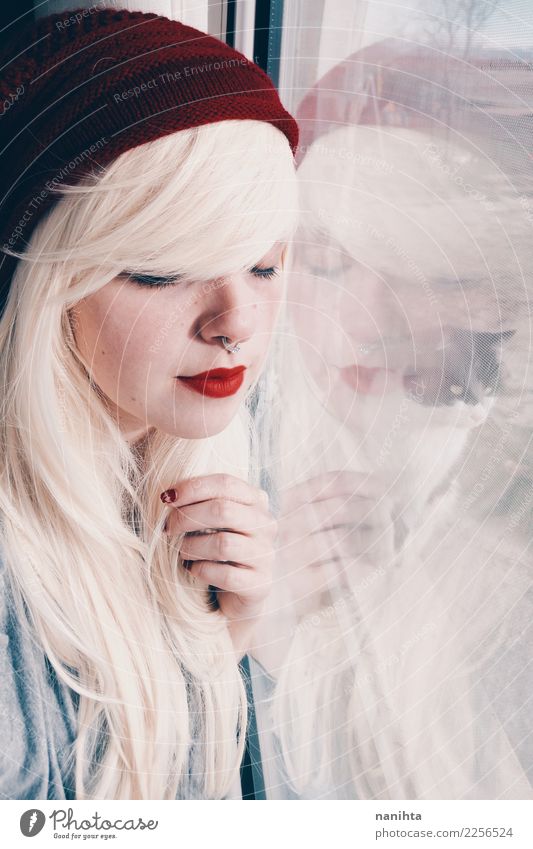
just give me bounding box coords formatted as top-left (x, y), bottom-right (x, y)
top-left (220, 336), bottom-right (241, 353)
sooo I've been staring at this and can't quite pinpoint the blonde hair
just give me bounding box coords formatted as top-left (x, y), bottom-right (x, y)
top-left (0, 119), bottom-right (298, 799)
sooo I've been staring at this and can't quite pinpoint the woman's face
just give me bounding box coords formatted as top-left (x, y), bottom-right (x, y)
top-left (289, 239), bottom-right (416, 417)
top-left (71, 241), bottom-right (286, 441)
top-left (289, 237), bottom-right (464, 418)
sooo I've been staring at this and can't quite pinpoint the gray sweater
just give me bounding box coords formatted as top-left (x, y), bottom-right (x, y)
top-left (0, 555), bottom-right (243, 800)
top-left (0, 556), bottom-right (78, 799)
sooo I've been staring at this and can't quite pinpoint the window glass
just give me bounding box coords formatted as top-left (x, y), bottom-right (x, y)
top-left (249, 0), bottom-right (533, 799)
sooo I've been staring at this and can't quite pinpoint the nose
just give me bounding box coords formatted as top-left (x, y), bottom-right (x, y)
top-left (337, 272), bottom-right (406, 345)
top-left (338, 272), bottom-right (443, 344)
top-left (197, 270), bottom-right (259, 349)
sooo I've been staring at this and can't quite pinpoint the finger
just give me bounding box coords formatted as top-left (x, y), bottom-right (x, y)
top-left (187, 560), bottom-right (267, 597)
top-left (165, 497), bottom-right (276, 538)
top-left (278, 494), bottom-right (383, 537)
top-left (181, 530), bottom-right (272, 571)
top-left (284, 524), bottom-right (392, 570)
top-left (161, 474), bottom-right (268, 510)
top-left (287, 556), bottom-right (346, 600)
top-left (279, 526), bottom-right (354, 569)
top-left (279, 470), bottom-right (384, 512)
top-left (319, 523), bottom-right (388, 562)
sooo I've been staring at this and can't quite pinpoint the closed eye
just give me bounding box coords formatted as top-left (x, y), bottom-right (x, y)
top-left (250, 265), bottom-right (280, 280)
top-left (121, 265), bottom-right (280, 288)
top-left (121, 271), bottom-right (183, 288)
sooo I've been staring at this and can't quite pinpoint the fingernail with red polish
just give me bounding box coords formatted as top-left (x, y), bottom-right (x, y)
top-left (160, 489), bottom-right (177, 503)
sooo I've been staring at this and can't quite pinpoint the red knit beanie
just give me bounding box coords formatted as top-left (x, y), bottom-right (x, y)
top-left (0, 7), bottom-right (299, 311)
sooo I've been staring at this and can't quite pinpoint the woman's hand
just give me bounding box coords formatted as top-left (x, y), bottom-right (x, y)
top-left (161, 474), bottom-right (276, 660)
top-left (277, 470), bottom-right (398, 611)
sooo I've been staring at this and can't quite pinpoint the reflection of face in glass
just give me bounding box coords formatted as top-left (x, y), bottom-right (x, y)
top-left (266, 125), bottom-right (524, 641)
top-left (290, 237), bottom-right (513, 419)
top-left (289, 126), bottom-right (522, 438)
top-left (290, 237), bottom-right (425, 397)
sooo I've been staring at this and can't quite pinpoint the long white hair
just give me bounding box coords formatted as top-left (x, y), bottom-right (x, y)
top-left (0, 118), bottom-right (298, 799)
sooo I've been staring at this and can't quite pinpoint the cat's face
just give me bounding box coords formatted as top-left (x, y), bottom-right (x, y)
top-left (402, 327), bottom-right (516, 409)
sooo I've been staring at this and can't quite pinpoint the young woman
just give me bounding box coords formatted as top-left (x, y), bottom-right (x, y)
top-left (0, 9), bottom-right (299, 800)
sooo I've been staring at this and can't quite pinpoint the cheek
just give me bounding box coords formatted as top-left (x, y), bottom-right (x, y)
top-left (289, 282), bottom-right (341, 355)
top-left (73, 295), bottom-right (166, 393)
top-left (266, 293), bottom-right (284, 327)
top-left (288, 280), bottom-right (351, 390)
top-left (253, 290), bottom-right (285, 344)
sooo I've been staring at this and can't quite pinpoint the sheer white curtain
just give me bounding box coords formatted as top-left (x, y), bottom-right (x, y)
top-left (249, 0), bottom-right (533, 800)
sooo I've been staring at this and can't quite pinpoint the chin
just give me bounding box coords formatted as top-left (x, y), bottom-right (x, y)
top-left (160, 416), bottom-right (234, 440)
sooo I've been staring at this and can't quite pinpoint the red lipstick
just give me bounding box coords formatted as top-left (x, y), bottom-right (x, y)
top-left (177, 366), bottom-right (246, 398)
top-left (339, 364), bottom-right (403, 395)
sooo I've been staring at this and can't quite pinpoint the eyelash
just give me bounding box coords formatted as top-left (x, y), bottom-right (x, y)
top-left (249, 265), bottom-right (280, 280)
top-left (124, 275), bottom-right (175, 288)
top-left (123, 266), bottom-right (280, 288)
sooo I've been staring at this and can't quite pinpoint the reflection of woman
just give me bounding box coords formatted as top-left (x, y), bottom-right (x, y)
top-left (0, 10), bottom-right (298, 799)
top-left (250, 121), bottom-right (533, 798)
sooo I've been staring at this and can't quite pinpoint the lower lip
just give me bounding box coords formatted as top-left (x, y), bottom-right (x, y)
top-left (339, 365), bottom-right (405, 395)
top-left (177, 371), bottom-right (245, 398)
